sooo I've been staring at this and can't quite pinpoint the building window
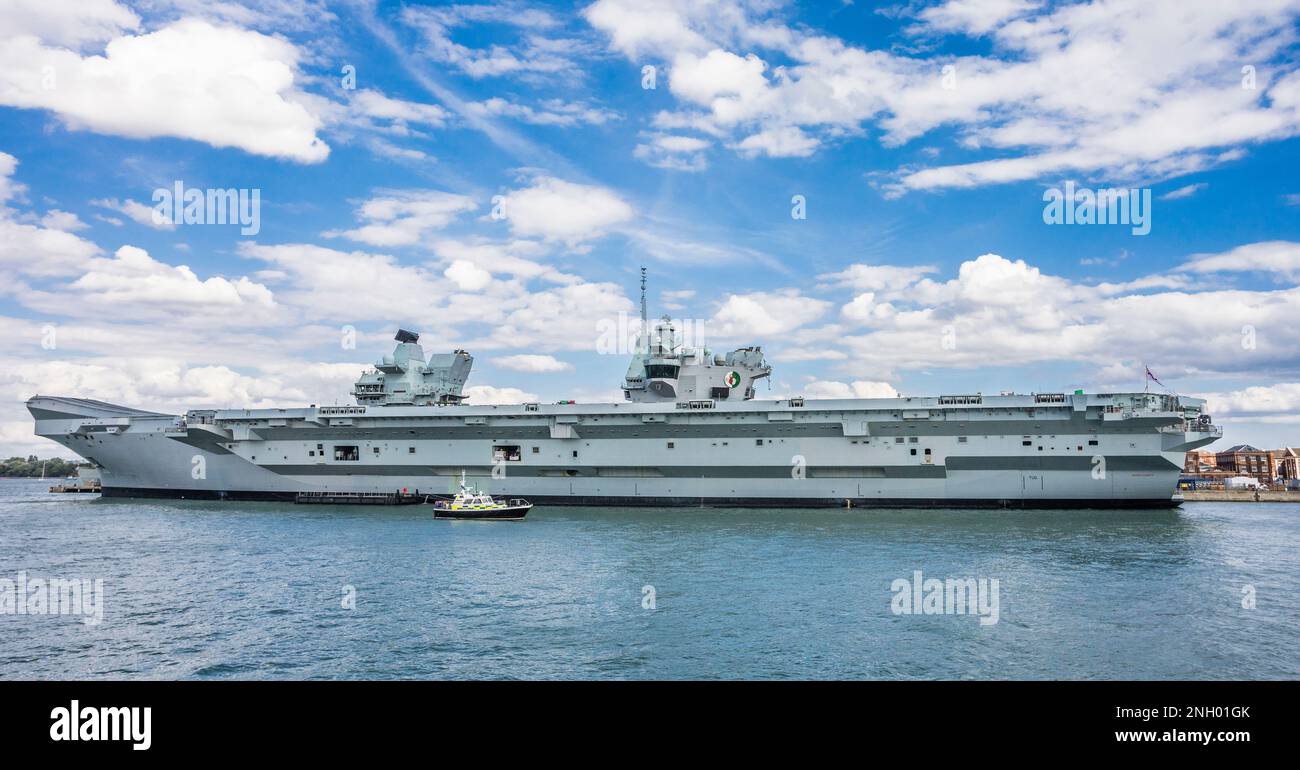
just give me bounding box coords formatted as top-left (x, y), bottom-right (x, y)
top-left (1088, 439), bottom-right (1099, 446)
top-left (1023, 440), bottom-right (1033, 446)
top-left (957, 436), bottom-right (968, 443)
top-left (910, 448), bottom-right (917, 456)
top-left (645, 364), bottom-right (680, 379)
top-left (924, 448), bottom-right (932, 455)
top-left (334, 446), bottom-right (359, 461)
top-left (308, 451), bottom-right (315, 457)
top-left (756, 439), bottom-right (764, 446)
top-left (895, 437), bottom-right (905, 444)
top-left (908, 437), bottom-right (918, 443)
top-left (492, 445), bottom-right (522, 462)
top-left (572, 450), bottom-right (578, 458)
top-left (667, 442), bottom-right (675, 449)
top-left (408, 447), bottom-right (416, 454)
top-left (373, 447), bottom-right (381, 454)
top-left (532, 446), bottom-right (540, 454)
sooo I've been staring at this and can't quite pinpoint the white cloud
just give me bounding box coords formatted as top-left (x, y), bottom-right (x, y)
top-left (39, 209), bottom-right (87, 231)
top-left (3, 356), bottom-right (359, 413)
top-left (467, 97), bottom-right (618, 127)
top-left (348, 89), bottom-right (450, 132)
top-left (1160, 182), bottom-right (1208, 200)
top-left (240, 242), bottom-right (453, 324)
top-left (495, 354), bottom-right (572, 373)
top-left (498, 176), bottom-right (633, 244)
top-left (18, 245), bottom-right (277, 323)
top-left (1178, 241), bottom-right (1300, 279)
top-left (583, 0), bottom-right (711, 59)
top-left (465, 280), bottom-right (634, 352)
top-left (709, 290), bottom-right (830, 338)
top-left (444, 259), bottom-right (493, 291)
top-left (633, 134), bottom-right (711, 171)
top-left (586, 0), bottom-right (1300, 193)
top-left (0, 0), bottom-right (139, 49)
top-left (803, 380), bottom-right (900, 399)
top-left (401, 3), bottom-right (583, 80)
top-left (1205, 383), bottom-right (1300, 418)
top-left (464, 384), bottom-right (540, 404)
top-left (431, 238), bottom-right (571, 282)
top-left (670, 48), bottom-right (768, 108)
top-left (92, 197), bottom-right (175, 230)
top-left (819, 251), bottom-right (1300, 382)
top-left (820, 263), bottom-right (939, 292)
top-left (325, 190), bottom-right (477, 247)
top-left (0, 17), bottom-right (329, 162)
top-left (733, 125), bottom-right (819, 158)
top-left (0, 151), bottom-right (101, 278)
top-left (916, 0), bottom-right (1040, 36)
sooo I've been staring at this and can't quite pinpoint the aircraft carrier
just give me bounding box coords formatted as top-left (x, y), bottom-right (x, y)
top-left (28, 296), bottom-right (1221, 508)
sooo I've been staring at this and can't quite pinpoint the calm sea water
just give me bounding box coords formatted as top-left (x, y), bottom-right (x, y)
top-left (1, 477), bottom-right (1296, 680)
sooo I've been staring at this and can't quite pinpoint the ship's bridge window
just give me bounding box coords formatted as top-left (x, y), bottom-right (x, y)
top-left (493, 445), bottom-right (522, 462)
top-left (646, 364), bottom-right (680, 379)
top-left (334, 446), bottom-right (359, 461)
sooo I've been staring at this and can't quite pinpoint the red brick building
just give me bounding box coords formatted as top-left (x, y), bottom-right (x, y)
top-left (1215, 445), bottom-right (1276, 485)
top-left (1275, 447), bottom-right (1300, 481)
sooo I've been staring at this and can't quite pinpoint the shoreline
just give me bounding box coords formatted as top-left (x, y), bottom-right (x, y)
top-left (1182, 489), bottom-right (1300, 503)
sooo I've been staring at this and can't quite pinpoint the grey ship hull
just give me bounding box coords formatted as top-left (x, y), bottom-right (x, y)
top-left (29, 391), bottom-right (1220, 509)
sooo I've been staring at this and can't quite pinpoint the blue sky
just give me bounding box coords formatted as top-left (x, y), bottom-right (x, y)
top-left (2, 0), bottom-right (1300, 457)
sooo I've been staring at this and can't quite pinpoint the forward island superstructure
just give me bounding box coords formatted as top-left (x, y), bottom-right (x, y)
top-left (29, 305), bottom-right (1221, 507)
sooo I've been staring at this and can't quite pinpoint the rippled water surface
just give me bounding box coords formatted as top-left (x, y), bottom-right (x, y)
top-left (1, 478), bottom-right (1296, 679)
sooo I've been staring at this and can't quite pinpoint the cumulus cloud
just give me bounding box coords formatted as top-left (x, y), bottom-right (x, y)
top-left (240, 242), bottom-right (453, 325)
top-left (0, 16), bottom-right (329, 162)
top-left (1178, 241), bottom-right (1300, 280)
top-left (444, 259), bottom-right (493, 291)
top-left (495, 354), bottom-right (572, 373)
top-left (0, 150), bottom-right (101, 278)
top-left (1205, 383), bottom-right (1300, 420)
top-left (819, 250), bottom-right (1300, 383)
top-left (585, 0), bottom-right (1300, 192)
top-left (464, 384), bottom-right (540, 404)
top-left (820, 263), bottom-right (940, 292)
top-left (431, 238), bottom-right (572, 282)
top-left (915, 0), bottom-right (1040, 36)
top-left (708, 290), bottom-right (830, 339)
top-left (633, 134), bottom-right (711, 171)
top-left (802, 380), bottom-right (900, 399)
top-left (17, 245), bottom-right (277, 325)
top-left (0, 0), bottom-right (140, 50)
top-left (497, 176), bottom-right (634, 244)
top-left (324, 190), bottom-right (477, 247)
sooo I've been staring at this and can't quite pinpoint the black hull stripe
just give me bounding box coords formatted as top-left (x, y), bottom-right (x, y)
top-left (254, 455), bottom-right (1177, 478)
top-left (98, 487), bottom-right (1181, 509)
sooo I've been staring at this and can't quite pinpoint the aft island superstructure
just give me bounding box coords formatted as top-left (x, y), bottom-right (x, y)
top-left (29, 315), bottom-right (1220, 508)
